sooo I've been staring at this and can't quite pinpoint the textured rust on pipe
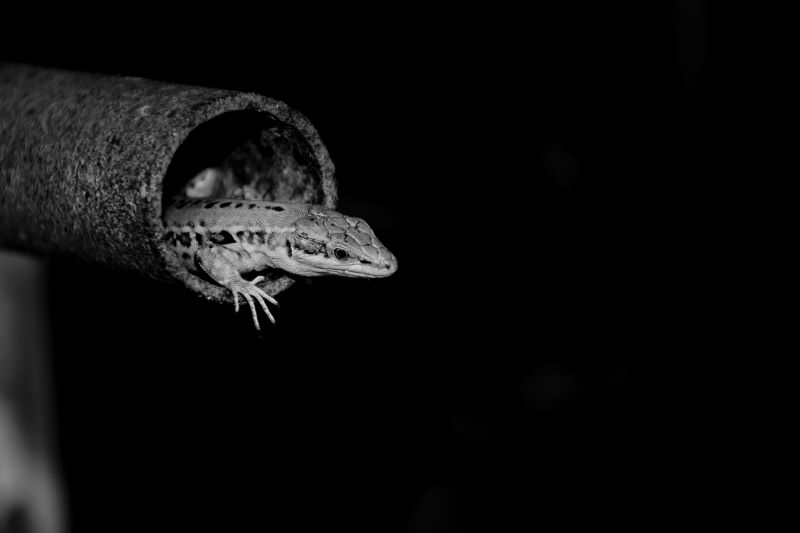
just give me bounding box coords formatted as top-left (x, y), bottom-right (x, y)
top-left (0, 63), bottom-right (337, 303)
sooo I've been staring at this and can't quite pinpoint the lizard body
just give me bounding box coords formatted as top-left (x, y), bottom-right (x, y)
top-left (163, 197), bottom-right (397, 330)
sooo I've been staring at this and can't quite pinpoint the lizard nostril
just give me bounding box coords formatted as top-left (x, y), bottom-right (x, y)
top-left (383, 257), bottom-right (398, 274)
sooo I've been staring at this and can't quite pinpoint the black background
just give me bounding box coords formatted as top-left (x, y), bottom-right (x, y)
top-left (3, 4), bottom-right (758, 531)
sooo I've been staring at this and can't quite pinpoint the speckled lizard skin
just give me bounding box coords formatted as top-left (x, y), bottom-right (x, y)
top-left (163, 197), bottom-right (397, 330)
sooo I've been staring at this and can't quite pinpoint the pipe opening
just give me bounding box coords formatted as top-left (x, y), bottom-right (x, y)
top-left (160, 109), bottom-right (329, 302)
top-left (161, 110), bottom-right (325, 208)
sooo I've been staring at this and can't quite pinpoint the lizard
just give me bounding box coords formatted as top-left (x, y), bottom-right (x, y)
top-left (163, 197), bottom-right (398, 330)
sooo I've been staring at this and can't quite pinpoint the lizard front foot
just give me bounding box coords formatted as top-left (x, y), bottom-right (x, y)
top-left (229, 276), bottom-right (278, 331)
top-left (192, 246), bottom-right (279, 332)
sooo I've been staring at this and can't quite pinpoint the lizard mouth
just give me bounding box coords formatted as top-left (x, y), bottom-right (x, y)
top-left (334, 260), bottom-right (398, 278)
top-left (296, 253), bottom-right (398, 278)
top-left (333, 248), bottom-right (398, 278)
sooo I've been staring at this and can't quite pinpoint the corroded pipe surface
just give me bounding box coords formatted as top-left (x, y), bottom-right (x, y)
top-left (0, 63), bottom-right (336, 302)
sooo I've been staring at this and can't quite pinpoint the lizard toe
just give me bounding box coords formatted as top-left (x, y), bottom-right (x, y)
top-left (228, 280), bottom-right (277, 330)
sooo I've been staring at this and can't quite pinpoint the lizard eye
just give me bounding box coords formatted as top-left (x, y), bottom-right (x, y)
top-left (333, 248), bottom-right (350, 261)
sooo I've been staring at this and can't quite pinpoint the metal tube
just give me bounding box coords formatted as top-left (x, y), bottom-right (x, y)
top-left (0, 63), bottom-right (337, 302)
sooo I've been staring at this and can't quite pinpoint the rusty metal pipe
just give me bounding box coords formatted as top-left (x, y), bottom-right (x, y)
top-left (0, 63), bottom-right (337, 302)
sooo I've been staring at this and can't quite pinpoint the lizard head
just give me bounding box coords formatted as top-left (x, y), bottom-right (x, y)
top-left (285, 206), bottom-right (398, 278)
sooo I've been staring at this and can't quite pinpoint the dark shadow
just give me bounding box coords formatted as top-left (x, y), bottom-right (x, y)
top-left (161, 110), bottom-right (323, 205)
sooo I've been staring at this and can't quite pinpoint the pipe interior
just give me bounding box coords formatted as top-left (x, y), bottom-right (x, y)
top-left (161, 110), bottom-right (324, 209)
